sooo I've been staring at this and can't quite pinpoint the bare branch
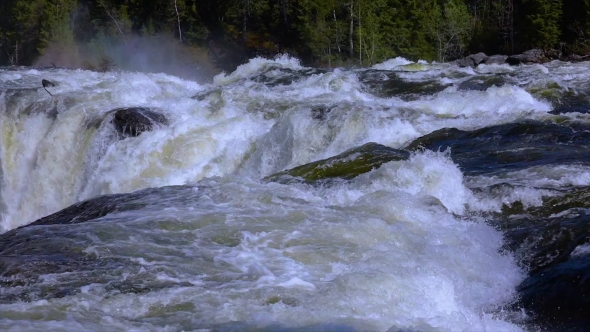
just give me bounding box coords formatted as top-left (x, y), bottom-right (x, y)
top-left (174, 0), bottom-right (182, 42)
top-left (100, 0), bottom-right (128, 45)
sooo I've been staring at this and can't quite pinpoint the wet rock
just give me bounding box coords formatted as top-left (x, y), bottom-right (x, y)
top-left (484, 54), bottom-right (508, 65)
top-left (545, 49), bottom-right (562, 60)
top-left (501, 209), bottom-right (590, 273)
top-left (549, 104), bottom-right (590, 115)
top-left (264, 142), bottom-right (410, 184)
top-left (358, 70), bottom-right (450, 100)
top-left (29, 194), bottom-right (125, 226)
top-left (507, 49), bottom-right (547, 65)
top-left (563, 54), bottom-right (590, 63)
top-left (454, 57), bottom-right (474, 68)
top-left (406, 121), bottom-right (590, 175)
top-left (469, 52), bottom-right (488, 66)
top-left (453, 52), bottom-right (488, 68)
top-left (310, 105), bottom-right (336, 121)
top-left (110, 107), bottom-right (169, 137)
top-left (191, 88), bottom-right (222, 101)
top-left (0, 186), bottom-right (199, 303)
top-left (41, 79), bottom-right (56, 88)
top-left (458, 75), bottom-right (506, 91)
top-left (518, 254), bottom-right (590, 332)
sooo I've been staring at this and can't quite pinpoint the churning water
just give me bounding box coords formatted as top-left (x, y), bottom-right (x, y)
top-left (1, 56), bottom-right (589, 331)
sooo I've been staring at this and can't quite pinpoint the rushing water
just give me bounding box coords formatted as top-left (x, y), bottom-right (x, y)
top-left (1, 56), bottom-right (589, 331)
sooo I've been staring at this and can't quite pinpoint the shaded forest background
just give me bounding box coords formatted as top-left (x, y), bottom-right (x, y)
top-left (0, 0), bottom-right (589, 77)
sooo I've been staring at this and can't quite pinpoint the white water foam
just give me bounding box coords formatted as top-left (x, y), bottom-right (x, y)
top-left (0, 151), bottom-right (526, 331)
top-left (0, 57), bottom-right (559, 230)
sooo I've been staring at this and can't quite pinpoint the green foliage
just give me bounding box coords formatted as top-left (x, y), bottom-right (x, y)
top-left (356, 0), bottom-right (400, 65)
top-left (561, 0), bottom-right (590, 53)
top-left (1, 0), bottom-right (590, 68)
top-left (522, 0), bottom-right (563, 49)
top-left (431, 0), bottom-right (473, 61)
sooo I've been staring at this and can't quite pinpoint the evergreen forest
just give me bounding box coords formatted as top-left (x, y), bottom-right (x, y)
top-left (0, 0), bottom-right (588, 73)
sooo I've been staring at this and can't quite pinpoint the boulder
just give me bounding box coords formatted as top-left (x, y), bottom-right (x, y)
top-left (469, 52), bottom-right (488, 66)
top-left (484, 54), bottom-right (508, 65)
top-left (545, 49), bottom-right (562, 60)
top-left (311, 105), bottom-right (336, 121)
top-left (518, 254), bottom-right (590, 332)
top-left (563, 54), bottom-right (590, 63)
top-left (453, 52), bottom-right (488, 68)
top-left (453, 57), bottom-right (474, 68)
top-left (264, 142), bottom-right (410, 184)
top-left (458, 75), bottom-right (506, 91)
top-left (507, 49), bottom-right (547, 65)
top-left (110, 107), bottom-right (169, 137)
top-left (41, 79), bottom-right (56, 88)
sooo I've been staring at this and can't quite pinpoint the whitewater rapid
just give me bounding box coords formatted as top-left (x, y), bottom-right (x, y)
top-left (1, 56), bottom-right (590, 331)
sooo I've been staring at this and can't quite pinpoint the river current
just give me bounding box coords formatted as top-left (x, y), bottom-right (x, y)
top-left (1, 56), bottom-right (589, 331)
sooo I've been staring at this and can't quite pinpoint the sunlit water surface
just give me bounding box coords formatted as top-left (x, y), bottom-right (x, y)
top-left (1, 56), bottom-right (590, 331)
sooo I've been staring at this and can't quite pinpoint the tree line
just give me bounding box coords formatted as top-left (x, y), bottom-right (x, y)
top-left (0, 0), bottom-right (588, 70)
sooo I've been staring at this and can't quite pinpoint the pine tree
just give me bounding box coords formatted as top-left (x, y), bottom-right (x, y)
top-left (522, 0), bottom-right (563, 49)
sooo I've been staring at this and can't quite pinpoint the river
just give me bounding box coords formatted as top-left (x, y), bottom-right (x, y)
top-left (1, 56), bottom-right (589, 331)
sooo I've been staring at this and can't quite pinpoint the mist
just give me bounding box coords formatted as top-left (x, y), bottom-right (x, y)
top-left (34, 33), bottom-right (220, 82)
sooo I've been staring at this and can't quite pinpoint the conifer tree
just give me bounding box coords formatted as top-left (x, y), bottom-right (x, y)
top-left (522, 0), bottom-right (562, 49)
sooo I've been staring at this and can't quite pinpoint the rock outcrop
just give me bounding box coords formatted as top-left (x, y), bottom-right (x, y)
top-left (109, 107), bottom-right (169, 138)
top-left (506, 49), bottom-right (547, 65)
top-left (264, 142), bottom-right (410, 184)
top-left (452, 49), bottom-right (588, 68)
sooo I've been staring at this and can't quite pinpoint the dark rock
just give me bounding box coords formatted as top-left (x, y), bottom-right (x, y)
top-left (30, 193), bottom-right (126, 226)
top-left (405, 121), bottom-right (590, 175)
top-left (458, 75), bottom-right (506, 91)
top-left (41, 79), bottom-right (56, 88)
top-left (469, 52), bottom-right (488, 66)
top-left (453, 57), bottom-right (474, 68)
top-left (41, 79), bottom-right (57, 97)
top-left (191, 88), bottom-right (222, 101)
top-left (518, 254), bottom-right (590, 332)
top-left (501, 206), bottom-right (590, 273)
top-left (507, 49), bottom-right (547, 65)
top-left (110, 107), bottom-right (169, 137)
top-left (550, 104), bottom-right (590, 115)
top-left (484, 55), bottom-right (508, 65)
top-left (264, 142), bottom-right (410, 184)
top-left (358, 70), bottom-right (450, 100)
top-left (311, 105), bottom-right (336, 121)
top-left (545, 49), bottom-right (562, 60)
top-left (453, 52), bottom-right (488, 68)
top-left (563, 54), bottom-right (590, 63)
top-left (490, 183), bottom-right (590, 331)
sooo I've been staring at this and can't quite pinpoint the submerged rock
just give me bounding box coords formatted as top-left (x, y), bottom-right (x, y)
top-left (110, 107), bottom-right (169, 138)
top-left (0, 186), bottom-right (198, 303)
top-left (310, 105), bottom-right (336, 121)
top-left (488, 185), bottom-right (590, 331)
top-left (458, 75), bottom-right (506, 91)
top-left (358, 70), bottom-right (450, 100)
top-left (518, 254), bottom-right (590, 332)
top-left (264, 142), bottom-right (410, 184)
top-left (406, 121), bottom-right (590, 175)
